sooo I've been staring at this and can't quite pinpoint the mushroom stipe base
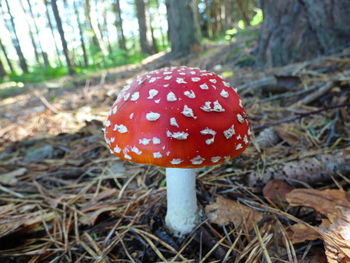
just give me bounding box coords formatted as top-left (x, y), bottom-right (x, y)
top-left (165, 168), bottom-right (201, 237)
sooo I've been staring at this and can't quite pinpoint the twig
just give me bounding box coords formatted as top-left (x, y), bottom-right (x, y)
top-left (291, 82), bottom-right (333, 106)
top-left (34, 91), bottom-right (60, 114)
top-left (253, 103), bottom-right (350, 131)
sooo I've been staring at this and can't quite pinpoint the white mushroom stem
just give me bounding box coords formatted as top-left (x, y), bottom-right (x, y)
top-left (165, 168), bottom-right (200, 236)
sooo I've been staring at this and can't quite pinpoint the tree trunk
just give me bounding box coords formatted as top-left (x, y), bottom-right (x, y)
top-left (25, 0), bottom-right (50, 67)
top-left (165, 0), bottom-right (201, 56)
top-left (0, 57), bottom-right (6, 78)
top-left (73, 1), bottom-right (89, 67)
top-left (44, 0), bottom-right (62, 66)
top-left (113, 0), bottom-right (127, 51)
top-left (257, 0), bottom-right (350, 67)
top-left (19, 0), bottom-right (42, 66)
top-left (3, 0), bottom-right (29, 73)
top-left (0, 38), bottom-right (15, 74)
top-left (135, 0), bottom-right (156, 55)
top-left (85, 0), bottom-right (105, 54)
top-left (51, 0), bottom-right (75, 75)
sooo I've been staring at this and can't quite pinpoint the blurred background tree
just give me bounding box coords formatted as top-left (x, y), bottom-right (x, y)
top-left (0, 0), bottom-right (349, 83)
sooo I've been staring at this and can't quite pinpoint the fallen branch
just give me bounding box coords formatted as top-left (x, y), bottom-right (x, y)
top-left (253, 103), bottom-right (350, 131)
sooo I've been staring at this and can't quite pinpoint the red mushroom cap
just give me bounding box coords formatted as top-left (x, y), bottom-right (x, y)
top-left (104, 66), bottom-right (250, 168)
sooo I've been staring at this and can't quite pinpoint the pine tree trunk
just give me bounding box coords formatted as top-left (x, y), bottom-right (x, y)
top-left (51, 0), bottom-right (75, 75)
top-left (3, 0), bottom-right (29, 73)
top-left (0, 39), bottom-right (15, 74)
top-left (257, 0), bottom-right (350, 67)
top-left (0, 57), bottom-right (6, 78)
top-left (114, 0), bottom-right (127, 51)
top-left (25, 0), bottom-right (50, 67)
top-left (44, 0), bottom-right (62, 66)
top-left (73, 1), bottom-right (89, 67)
top-left (85, 0), bottom-right (104, 54)
top-left (135, 0), bottom-right (156, 55)
top-left (165, 0), bottom-right (201, 56)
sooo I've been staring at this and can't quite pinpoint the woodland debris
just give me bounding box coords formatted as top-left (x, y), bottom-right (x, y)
top-left (248, 150), bottom-right (350, 186)
top-left (286, 189), bottom-right (350, 263)
top-left (262, 179), bottom-right (294, 203)
top-left (205, 196), bottom-right (263, 231)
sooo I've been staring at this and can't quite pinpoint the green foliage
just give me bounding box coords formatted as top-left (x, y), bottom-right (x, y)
top-left (8, 65), bottom-right (67, 83)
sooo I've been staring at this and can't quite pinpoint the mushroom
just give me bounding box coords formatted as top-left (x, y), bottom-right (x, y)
top-left (104, 66), bottom-right (250, 236)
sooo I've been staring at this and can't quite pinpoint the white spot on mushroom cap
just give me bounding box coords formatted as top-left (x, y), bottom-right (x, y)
top-left (191, 77), bottom-right (200, 82)
top-left (114, 145), bottom-right (121, 153)
top-left (176, 78), bottom-right (187, 84)
top-left (171, 159), bottom-right (183, 165)
top-left (113, 124), bottom-right (128, 133)
top-left (110, 137), bottom-right (115, 143)
top-left (223, 124), bottom-right (235, 139)
top-left (237, 113), bottom-right (245, 123)
top-left (211, 156), bottom-right (221, 163)
top-left (200, 84), bottom-right (209, 90)
top-left (152, 137), bottom-right (161, 144)
top-left (123, 93), bottom-right (130, 101)
top-left (220, 89), bottom-right (229, 98)
top-left (191, 155), bottom-right (205, 165)
top-left (124, 153), bottom-right (132, 160)
top-left (167, 130), bottom-right (189, 140)
top-left (105, 120), bottom-right (111, 127)
top-left (184, 90), bottom-right (196, 98)
top-left (154, 99), bottom-right (160, 103)
top-left (236, 135), bottom-right (242, 140)
top-left (235, 144), bottom-right (243, 150)
top-left (164, 84), bottom-right (170, 87)
top-left (149, 77), bottom-right (159, 83)
top-left (153, 152), bottom-right (162, 158)
top-left (147, 89), bottom-right (158, 99)
top-left (209, 79), bottom-right (217, 83)
top-left (223, 81), bottom-right (230, 87)
top-left (182, 105), bottom-right (196, 119)
top-left (163, 71), bottom-right (172, 75)
top-left (112, 106), bottom-right (118, 114)
top-left (200, 101), bottom-right (225, 112)
top-left (200, 128), bottom-right (216, 145)
top-left (131, 146), bottom-right (142, 155)
top-left (167, 92), bottom-right (177, 102)
top-left (139, 138), bottom-right (151, 145)
top-left (130, 92), bottom-right (140, 101)
top-left (170, 117), bottom-right (179, 127)
top-left (164, 76), bottom-right (172, 80)
top-left (129, 113), bottom-right (134, 119)
top-left (146, 112), bottom-right (160, 121)
top-left (244, 135), bottom-right (249, 144)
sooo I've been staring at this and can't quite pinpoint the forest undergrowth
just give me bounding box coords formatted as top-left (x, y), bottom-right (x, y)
top-left (0, 41), bottom-right (349, 262)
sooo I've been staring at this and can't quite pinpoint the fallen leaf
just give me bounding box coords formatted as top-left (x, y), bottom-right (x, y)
top-left (80, 206), bottom-right (116, 226)
top-left (263, 179), bottom-right (294, 203)
top-left (0, 168), bottom-right (27, 185)
top-left (286, 189), bottom-right (350, 263)
top-left (205, 196), bottom-right (263, 231)
top-left (274, 123), bottom-right (300, 146)
top-left (286, 223), bottom-right (321, 244)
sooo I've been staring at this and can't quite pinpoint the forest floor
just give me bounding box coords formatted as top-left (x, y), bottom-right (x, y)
top-left (0, 36), bottom-right (350, 262)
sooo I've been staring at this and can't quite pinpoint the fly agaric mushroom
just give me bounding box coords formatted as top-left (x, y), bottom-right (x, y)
top-left (104, 66), bottom-right (250, 236)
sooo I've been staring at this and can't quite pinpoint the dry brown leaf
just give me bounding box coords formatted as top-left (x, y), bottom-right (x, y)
top-left (0, 168), bottom-right (27, 185)
top-left (274, 123), bottom-right (301, 146)
top-left (205, 196), bottom-right (263, 231)
top-left (286, 189), bottom-right (350, 263)
top-left (80, 206), bottom-right (116, 226)
top-left (263, 179), bottom-right (294, 203)
top-left (286, 223), bottom-right (321, 244)
top-left (286, 189), bottom-right (350, 216)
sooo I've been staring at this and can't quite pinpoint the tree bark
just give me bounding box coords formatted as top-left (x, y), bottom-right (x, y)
top-left (44, 0), bottom-right (62, 66)
top-left (0, 38), bottom-right (15, 74)
top-left (135, 0), bottom-right (156, 55)
top-left (3, 0), bottom-right (29, 73)
top-left (25, 0), bottom-right (50, 67)
top-left (257, 0), bottom-right (350, 67)
top-left (85, 0), bottom-right (105, 54)
top-left (165, 0), bottom-right (201, 56)
top-left (0, 57), bottom-right (6, 78)
top-left (73, 1), bottom-right (89, 67)
top-left (51, 0), bottom-right (75, 75)
top-left (113, 0), bottom-right (127, 51)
